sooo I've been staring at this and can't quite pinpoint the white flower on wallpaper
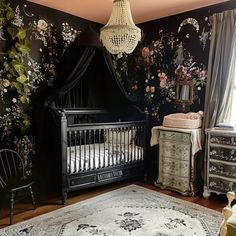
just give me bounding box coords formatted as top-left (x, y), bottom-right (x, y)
top-left (12, 6), bottom-right (24, 27)
top-left (37, 19), bottom-right (48, 32)
top-left (0, 26), bottom-right (5, 40)
top-left (29, 19), bottom-right (51, 46)
top-left (62, 22), bottom-right (80, 47)
top-left (14, 134), bottom-right (34, 176)
top-left (199, 27), bottom-right (210, 50)
top-left (26, 55), bottom-right (45, 90)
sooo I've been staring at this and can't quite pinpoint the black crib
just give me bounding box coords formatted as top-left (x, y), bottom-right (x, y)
top-left (51, 107), bottom-right (148, 203)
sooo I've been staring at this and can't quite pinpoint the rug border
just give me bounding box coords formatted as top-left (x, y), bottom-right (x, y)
top-left (0, 184), bottom-right (223, 231)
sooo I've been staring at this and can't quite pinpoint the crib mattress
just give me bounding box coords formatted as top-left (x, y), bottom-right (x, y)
top-left (67, 143), bottom-right (143, 173)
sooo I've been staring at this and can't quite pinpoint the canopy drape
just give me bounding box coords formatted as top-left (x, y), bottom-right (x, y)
top-left (45, 27), bottom-right (137, 109)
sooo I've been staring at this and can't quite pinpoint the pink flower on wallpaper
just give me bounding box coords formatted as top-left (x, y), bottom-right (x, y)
top-left (158, 72), bottom-right (167, 88)
top-left (145, 86), bottom-right (155, 93)
top-left (132, 84), bottom-right (138, 91)
top-left (150, 86), bottom-right (155, 93)
top-left (145, 86), bottom-right (150, 93)
top-left (142, 47), bottom-right (150, 59)
top-left (141, 47), bottom-right (154, 65)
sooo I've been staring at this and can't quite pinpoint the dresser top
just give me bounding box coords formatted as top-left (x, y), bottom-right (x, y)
top-left (153, 125), bottom-right (201, 133)
top-left (205, 128), bottom-right (236, 136)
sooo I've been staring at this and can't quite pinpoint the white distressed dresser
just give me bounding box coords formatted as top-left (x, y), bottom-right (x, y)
top-left (151, 126), bottom-right (202, 196)
top-left (203, 128), bottom-right (236, 198)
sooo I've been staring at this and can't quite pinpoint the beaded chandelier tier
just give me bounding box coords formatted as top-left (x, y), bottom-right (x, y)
top-left (100, 0), bottom-right (141, 55)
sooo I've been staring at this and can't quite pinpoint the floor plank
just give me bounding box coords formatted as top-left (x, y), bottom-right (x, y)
top-left (0, 181), bottom-right (227, 229)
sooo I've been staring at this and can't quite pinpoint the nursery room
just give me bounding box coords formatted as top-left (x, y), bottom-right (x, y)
top-left (1, 0), bottom-right (236, 235)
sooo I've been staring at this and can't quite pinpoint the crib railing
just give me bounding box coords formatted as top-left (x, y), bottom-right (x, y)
top-left (65, 121), bottom-right (145, 174)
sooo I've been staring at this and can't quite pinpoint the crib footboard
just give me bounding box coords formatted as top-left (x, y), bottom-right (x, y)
top-left (60, 111), bottom-right (147, 203)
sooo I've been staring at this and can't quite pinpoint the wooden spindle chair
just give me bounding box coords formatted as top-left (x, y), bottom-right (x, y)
top-left (0, 149), bottom-right (36, 224)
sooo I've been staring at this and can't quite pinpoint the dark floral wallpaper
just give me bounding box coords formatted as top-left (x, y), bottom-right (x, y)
top-left (0, 0), bottom-right (236, 177)
top-left (114, 0), bottom-right (236, 125)
top-left (0, 0), bottom-right (100, 175)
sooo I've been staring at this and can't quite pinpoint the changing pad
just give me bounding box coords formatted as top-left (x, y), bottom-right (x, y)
top-left (163, 111), bottom-right (203, 129)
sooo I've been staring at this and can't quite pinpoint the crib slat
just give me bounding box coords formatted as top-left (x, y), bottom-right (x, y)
top-left (124, 128), bottom-right (126, 163)
top-left (68, 131), bottom-right (72, 174)
top-left (127, 127), bottom-right (130, 163)
top-left (83, 130), bottom-right (86, 171)
top-left (74, 131), bottom-right (77, 173)
top-left (79, 130), bottom-right (82, 171)
top-left (116, 128), bottom-right (119, 165)
top-left (98, 129), bottom-right (101, 168)
top-left (140, 125), bottom-right (143, 160)
top-left (93, 129), bottom-right (96, 169)
top-left (108, 129), bottom-right (111, 166)
top-left (88, 130), bottom-right (91, 170)
top-left (133, 127), bottom-right (136, 162)
top-left (137, 126), bottom-right (140, 160)
top-left (111, 128), bottom-right (114, 166)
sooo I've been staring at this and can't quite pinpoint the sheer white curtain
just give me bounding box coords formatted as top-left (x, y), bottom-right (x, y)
top-left (202, 9), bottom-right (236, 130)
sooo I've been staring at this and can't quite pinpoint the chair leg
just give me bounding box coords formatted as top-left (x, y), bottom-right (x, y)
top-left (9, 192), bottom-right (14, 225)
top-left (29, 185), bottom-right (36, 209)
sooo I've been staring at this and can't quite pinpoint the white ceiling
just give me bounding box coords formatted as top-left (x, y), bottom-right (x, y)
top-left (27, 0), bottom-right (229, 24)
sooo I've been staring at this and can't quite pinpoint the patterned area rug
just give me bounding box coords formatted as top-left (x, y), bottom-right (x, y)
top-left (0, 184), bottom-right (223, 236)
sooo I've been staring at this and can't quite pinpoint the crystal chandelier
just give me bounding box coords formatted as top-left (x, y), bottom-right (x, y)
top-left (100, 0), bottom-right (141, 55)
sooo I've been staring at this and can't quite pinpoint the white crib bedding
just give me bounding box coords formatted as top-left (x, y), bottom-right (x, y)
top-left (67, 143), bottom-right (143, 173)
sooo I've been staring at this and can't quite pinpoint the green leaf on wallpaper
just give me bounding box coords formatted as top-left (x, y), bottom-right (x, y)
top-left (16, 75), bottom-right (28, 84)
top-left (11, 81), bottom-right (23, 92)
top-left (13, 62), bottom-right (25, 75)
top-left (6, 9), bottom-right (15, 20)
top-left (3, 61), bottom-right (9, 71)
top-left (24, 86), bottom-right (31, 94)
top-left (6, 73), bottom-right (12, 80)
top-left (16, 28), bottom-right (27, 40)
top-left (8, 47), bottom-right (18, 58)
top-left (20, 95), bottom-right (30, 105)
top-left (7, 26), bottom-right (18, 39)
top-left (0, 17), bottom-right (6, 26)
top-left (23, 118), bottom-right (31, 129)
top-left (9, 67), bottom-right (17, 77)
top-left (15, 42), bottom-right (30, 54)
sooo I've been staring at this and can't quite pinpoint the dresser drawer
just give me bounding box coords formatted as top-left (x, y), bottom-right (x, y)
top-left (162, 173), bottom-right (189, 192)
top-left (210, 135), bottom-right (236, 146)
top-left (209, 146), bottom-right (236, 162)
top-left (162, 159), bottom-right (190, 177)
top-left (160, 140), bottom-right (191, 160)
top-left (209, 176), bottom-right (236, 193)
top-left (159, 131), bottom-right (191, 143)
top-left (209, 161), bottom-right (236, 178)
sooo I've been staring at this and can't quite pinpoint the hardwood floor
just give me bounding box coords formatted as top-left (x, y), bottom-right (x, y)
top-left (0, 180), bottom-right (227, 229)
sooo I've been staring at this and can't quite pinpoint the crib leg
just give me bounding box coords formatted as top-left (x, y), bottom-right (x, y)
top-left (62, 190), bottom-right (67, 205)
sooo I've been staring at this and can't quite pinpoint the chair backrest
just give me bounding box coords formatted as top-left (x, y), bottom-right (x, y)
top-left (0, 149), bottom-right (25, 189)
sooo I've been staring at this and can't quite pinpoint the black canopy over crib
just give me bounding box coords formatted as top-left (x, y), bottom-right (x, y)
top-left (33, 27), bottom-right (148, 203)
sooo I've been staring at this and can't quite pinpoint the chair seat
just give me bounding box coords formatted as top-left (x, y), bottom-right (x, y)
top-left (5, 176), bottom-right (34, 192)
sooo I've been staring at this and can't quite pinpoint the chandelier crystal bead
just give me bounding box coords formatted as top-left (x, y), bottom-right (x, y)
top-left (100, 0), bottom-right (141, 55)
